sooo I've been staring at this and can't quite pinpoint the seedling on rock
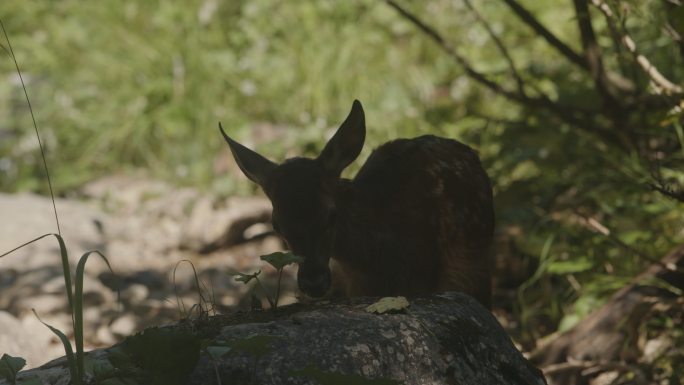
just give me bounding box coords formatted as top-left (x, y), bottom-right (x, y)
top-left (233, 251), bottom-right (303, 309)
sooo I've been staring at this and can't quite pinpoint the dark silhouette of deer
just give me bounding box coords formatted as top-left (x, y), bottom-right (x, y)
top-left (220, 100), bottom-right (494, 308)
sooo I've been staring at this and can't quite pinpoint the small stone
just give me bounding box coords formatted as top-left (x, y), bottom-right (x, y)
top-left (41, 276), bottom-right (70, 294)
top-left (362, 365), bottom-right (373, 376)
top-left (0, 312), bottom-right (64, 368)
top-left (83, 307), bottom-right (102, 326)
top-left (380, 329), bottom-right (397, 339)
top-left (96, 325), bottom-right (117, 345)
top-left (121, 283), bottom-right (149, 303)
top-left (110, 314), bottom-right (137, 337)
top-left (18, 294), bottom-right (66, 315)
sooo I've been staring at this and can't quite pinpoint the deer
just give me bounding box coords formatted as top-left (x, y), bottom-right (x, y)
top-left (219, 100), bottom-right (495, 308)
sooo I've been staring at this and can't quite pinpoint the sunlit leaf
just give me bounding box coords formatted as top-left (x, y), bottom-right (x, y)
top-left (260, 251), bottom-right (304, 270)
top-left (232, 270), bottom-right (261, 284)
top-left (206, 346), bottom-right (232, 360)
top-left (365, 297), bottom-right (410, 314)
top-left (547, 258), bottom-right (594, 275)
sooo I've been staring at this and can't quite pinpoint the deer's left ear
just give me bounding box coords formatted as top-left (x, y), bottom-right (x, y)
top-left (219, 122), bottom-right (276, 186)
top-left (318, 100), bottom-right (366, 177)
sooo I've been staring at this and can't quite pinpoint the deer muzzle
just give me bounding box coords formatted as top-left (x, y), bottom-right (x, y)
top-left (297, 263), bottom-right (331, 297)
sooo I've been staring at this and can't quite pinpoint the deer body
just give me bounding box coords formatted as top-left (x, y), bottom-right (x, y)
top-left (221, 101), bottom-right (494, 308)
top-left (328, 135), bottom-right (494, 305)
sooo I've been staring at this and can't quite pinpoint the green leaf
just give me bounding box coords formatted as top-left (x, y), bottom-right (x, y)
top-left (365, 297), bottom-right (410, 314)
top-left (670, 6), bottom-right (684, 36)
top-left (290, 365), bottom-right (403, 385)
top-left (0, 353), bottom-right (26, 382)
top-left (232, 270), bottom-right (261, 284)
top-left (618, 230), bottom-right (649, 245)
top-left (32, 309), bottom-right (78, 385)
top-left (206, 346), bottom-right (232, 360)
top-left (547, 258), bottom-right (593, 275)
top-left (54, 234), bottom-right (74, 315)
top-left (260, 251), bottom-right (304, 270)
top-left (74, 251), bottom-right (115, 385)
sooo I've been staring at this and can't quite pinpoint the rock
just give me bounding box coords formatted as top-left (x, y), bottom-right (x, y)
top-left (0, 311), bottom-right (62, 369)
top-left (15, 294), bottom-right (66, 315)
top-left (8, 293), bottom-right (547, 385)
top-left (120, 283), bottom-right (149, 304)
top-left (79, 174), bottom-right (173, 214)
top-left (0, 193), bottom-right (107, 272)
top-left (180, 196), bottom-right (272, 253)
top-left (0, 180), bottom-right (299, 373)
top-left (96, 325), bottom-right (117, 346)
top-left (110, 314), bottom-right (138, 338)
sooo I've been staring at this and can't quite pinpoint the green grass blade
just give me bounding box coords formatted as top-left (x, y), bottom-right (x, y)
top-left (32, 309), bottom-right (79, 385)
top-left (0, 233), bottom-right (52, 259)
top-left (54, 234), bottom-right (75, 315)
top-left (74, 250), bottom-right (114, 385)
top-left (0, 233), bottom-right (75, 321)
top-left (173, 259), bottom-right (209, 318)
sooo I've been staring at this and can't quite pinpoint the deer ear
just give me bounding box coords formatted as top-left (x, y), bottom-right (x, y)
top-left (318, 100), bottom-right (366, 176)
top-left (219, 123), bottom-right (276, 186)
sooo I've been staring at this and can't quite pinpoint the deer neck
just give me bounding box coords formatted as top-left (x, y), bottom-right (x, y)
top-left (331, 179), bottom-right (378, 268)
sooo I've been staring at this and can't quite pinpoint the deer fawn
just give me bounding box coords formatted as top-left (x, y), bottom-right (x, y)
top-left (220, 100), bottom-right (494, 308)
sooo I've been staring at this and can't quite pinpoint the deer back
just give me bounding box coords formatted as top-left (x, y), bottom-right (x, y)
top-left (220, 100), bottom-right (494, 307)
top-left (330, 135), bottom-right (494, 307)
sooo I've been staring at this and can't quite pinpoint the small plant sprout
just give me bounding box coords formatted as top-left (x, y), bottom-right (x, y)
top-left (173, 259), bottom-right (216, 321)
top-left (232, 270), bottom-right (273, 308)
top-left (232, 251), bottom-right (303, 309)
top-left (0, 354), bottom-right (26, 385)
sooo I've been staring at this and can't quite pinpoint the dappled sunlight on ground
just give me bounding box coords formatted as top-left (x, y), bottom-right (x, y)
top-left (0, 175), bottom-right (295, 368)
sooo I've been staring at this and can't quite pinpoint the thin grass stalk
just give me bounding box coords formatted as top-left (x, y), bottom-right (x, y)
top-left (0, 18), bottom-right (61, 236)
top-left (74, 251), bottom-right (114, 383)
top-left (32, 310), bottom-right (79, 385)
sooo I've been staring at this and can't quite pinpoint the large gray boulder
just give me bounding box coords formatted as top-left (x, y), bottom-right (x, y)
top-left (6, 292), bottom-right (545, 385)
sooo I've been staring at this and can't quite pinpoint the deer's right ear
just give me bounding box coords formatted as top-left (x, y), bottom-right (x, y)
top-left (318, 99), bottom-right (366, 177)
top-left (219, 123), bottom-right (276, 186)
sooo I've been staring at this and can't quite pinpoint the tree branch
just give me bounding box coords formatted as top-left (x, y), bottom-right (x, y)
top-left (501, 0), bottom-right (589, 70)
top-left (591, 0), bottom-right (683, 95)
top-left (384, 0), bottom-right (625, 147)
top-left (649, 164), bottom-right (684, 203)
top-left (462, 0), bottom-right (525, 95)
top-left (384, 0), bottom-right (517, 101)
top-left (573, 0), bottom-right (623, 114)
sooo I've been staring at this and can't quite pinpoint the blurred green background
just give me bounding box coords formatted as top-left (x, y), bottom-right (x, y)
top-left (1, 0), bottom-right (683, 351)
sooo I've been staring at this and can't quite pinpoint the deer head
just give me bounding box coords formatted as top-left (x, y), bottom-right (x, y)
top-left (220, 100), bottom-right (366, 297)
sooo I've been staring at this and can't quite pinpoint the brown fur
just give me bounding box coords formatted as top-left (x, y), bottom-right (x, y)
top-left (221, 102), bottom-right (494, 308)
top-left (328, 136), bottom-right (494, 307)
